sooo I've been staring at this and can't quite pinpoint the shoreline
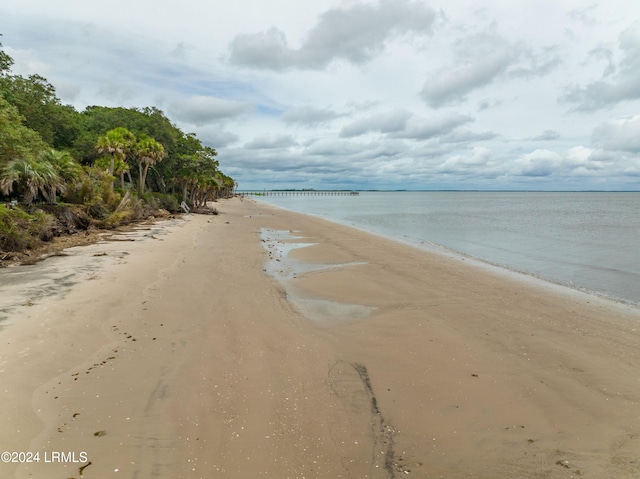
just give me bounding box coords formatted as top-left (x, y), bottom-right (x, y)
top-left (254, 193), bottom-right (640, 309)
top-left (2, 197), bottom-right (640, 478)
top-left (254, 197), bottom-right (640, 313)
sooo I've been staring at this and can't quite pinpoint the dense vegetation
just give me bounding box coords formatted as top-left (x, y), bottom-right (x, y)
top-left (0, 40), bottom-right (235, 255)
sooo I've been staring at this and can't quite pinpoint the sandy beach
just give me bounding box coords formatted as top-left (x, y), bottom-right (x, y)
top-left (2, 197), bottom-right (640, 479)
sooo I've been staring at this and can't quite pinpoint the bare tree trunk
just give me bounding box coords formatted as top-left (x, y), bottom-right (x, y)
top-left (140, 163), bottom-right (150, 194)
top-left (138, 162), bottom-right (144, 194)
top-left (109, 155), bottom-right (115, 191)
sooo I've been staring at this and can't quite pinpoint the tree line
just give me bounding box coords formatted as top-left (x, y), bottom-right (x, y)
top-left (0, 40), bottom-right (235, 210)
top-left (0, 39), bottom-right (236, 253)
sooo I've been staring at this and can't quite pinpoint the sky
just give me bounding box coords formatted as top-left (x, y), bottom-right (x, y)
top-left (1, 0), bottom-right (640, 191)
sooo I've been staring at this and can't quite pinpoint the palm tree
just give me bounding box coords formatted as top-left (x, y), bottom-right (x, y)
top-left (94, 155), bottom-right (131, 190)
top-left (169, 155), bottom-right (198, 204)
top-left (0, 158), bottom-right (64, 204)
top-left (133, 134), bottom-right (165, 194)
top-left (40, 149), bottom-right (82, 201)
top-left (219, 174), bottom-right (236, 198)
top-left (96, 127), bottom-right (135, 191)
top-left (191, 173), bottom-right (222, 207)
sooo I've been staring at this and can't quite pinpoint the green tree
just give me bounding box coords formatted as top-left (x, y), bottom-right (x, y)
top-left (0, 73), bottom-right (79, 149)
top-left (0, 38), bottom-right (13, 76)
top-left (0, 158), bottom-right (64, 204)
top-left (133, 134), bottom-right (165, 194)
top-left (0, 96), bottom-right (47, 167)
top-left (40, 149), bottom-right (83, 201)
top-left (94, 155), bottom-right (131, 190)
top-left (74, 106), bottom-right (180, 168)
top-left (96, 127), bottom-right (135, 191)
top-left (218, 173), bottom-right (237, 198)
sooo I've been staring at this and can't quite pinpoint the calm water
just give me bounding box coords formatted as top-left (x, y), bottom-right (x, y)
top-left (256, 192), bottom-right (640, 306)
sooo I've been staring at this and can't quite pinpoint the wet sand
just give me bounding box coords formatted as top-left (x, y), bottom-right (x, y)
top-left (2, 197), bottom-right (640, 478)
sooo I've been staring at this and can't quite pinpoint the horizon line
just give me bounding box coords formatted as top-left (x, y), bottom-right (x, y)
top-left (237, 189), bottom-right (640, 193)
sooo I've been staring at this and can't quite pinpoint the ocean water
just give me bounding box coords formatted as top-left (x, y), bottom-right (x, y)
top-left (255, 192), bottom-right (640, 306)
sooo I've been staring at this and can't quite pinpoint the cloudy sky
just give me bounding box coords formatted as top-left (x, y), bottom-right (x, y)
top-left (2, 0), bottom-right (640, 190)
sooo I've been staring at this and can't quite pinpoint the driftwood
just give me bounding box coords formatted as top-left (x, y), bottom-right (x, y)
top-left (114, 191), bottom-right (132, 213)
top-left (190, 206), bottom-right (218, 215)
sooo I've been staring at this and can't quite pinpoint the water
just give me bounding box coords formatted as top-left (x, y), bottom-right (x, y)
top-left (256, 192), bottom-right (640, 306)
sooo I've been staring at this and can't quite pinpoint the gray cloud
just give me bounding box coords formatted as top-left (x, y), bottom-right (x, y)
top-left (507, 45), bottom-right (562, 79)
top-left (587, 45), bottom-right (616, 77)
top-left (439, 129), bottom-right (498, 144)
top-left (421, 26), bottom-right (560, 108)
top-left (196, 128), bottom-right (240, 148)
top-left (421, 29), bottom-right (516, 108)
top-left (502, 145), bottom-right (638, 180)
top-left (509, 149), bottom-right (562, 177)
top-left (304, 138), bottom-right (364, 156)
top-left (340, 110), bottom-right (472, 141)
top-left (592, 115), bottom-right (640, 153)
top-left (245, 134), bottom-right (297, 149)
top-left (530, 130), bottom-right (561, 141)
top-left (171, 42), bottom-right (189, 60)
top-left (438, 147), bottom-right (496, 175)
top-left (97, 82), bottom-right (136, 104)
top-left (391, 112), bottom-right (473, 140)
top-left (281, 106), bottom-right (341, 126)
top-left (340, 109), bottom-right (412, 137)
top-left (169, 95), bottom-right (253, 126)
top-left (229, 0), bottom-right (435, 70)
top-left (568, 4), bottom-right (599, 27)
top-left (228, 28), bottom-right (292, 70)
top-left (477, 97), bottom-right (504, 111)
top-left (563, 21), bottom-right (640, 111)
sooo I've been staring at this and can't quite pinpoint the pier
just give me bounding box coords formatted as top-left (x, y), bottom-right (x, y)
top-left (240, 190), bottom-right (359, 196)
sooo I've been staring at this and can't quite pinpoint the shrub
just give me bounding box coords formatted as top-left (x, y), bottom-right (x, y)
top-left (151, 192), bottom-right (180, 213)
top-left (64, 166), bottom-right (121, 217)
top-left (102, 210), bottom-right (132, 229)
top-left (30, 211), bottom-right (56, 241)
top-left (0, 205), bottom-right (56, 251)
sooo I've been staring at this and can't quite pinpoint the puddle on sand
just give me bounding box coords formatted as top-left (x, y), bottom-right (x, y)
top-left (260, 229), bottom-right (375, 322)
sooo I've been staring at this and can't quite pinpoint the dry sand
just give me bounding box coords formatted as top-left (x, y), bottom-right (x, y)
top-left (1, 197), bottom-right (640, 478)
